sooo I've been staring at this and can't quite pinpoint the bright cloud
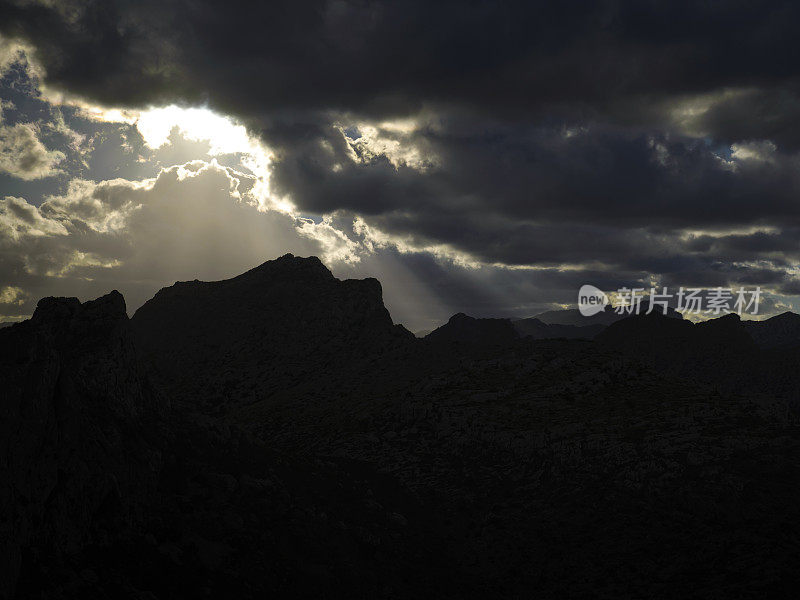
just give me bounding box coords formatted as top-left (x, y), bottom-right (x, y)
top-left (0, 160), bottom-right (323, 317)
top-left (0, 121), bottom-right (65, 180)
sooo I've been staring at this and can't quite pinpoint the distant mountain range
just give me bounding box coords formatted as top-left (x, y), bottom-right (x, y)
top-left (425, 303), bottom-right (800, 351)
top-left (3, 254), bottom-right (800, 598)
top-left (532, 305), bottom-right (683, 327)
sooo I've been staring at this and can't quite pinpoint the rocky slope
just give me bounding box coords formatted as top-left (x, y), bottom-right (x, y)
top-left (0, 292), bottom-right (164, 599)
top-left (2, 280), bottom-right (449, 598)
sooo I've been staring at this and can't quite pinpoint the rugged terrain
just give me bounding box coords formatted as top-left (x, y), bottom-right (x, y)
top-left (3, 254), bottom-right (800, 599)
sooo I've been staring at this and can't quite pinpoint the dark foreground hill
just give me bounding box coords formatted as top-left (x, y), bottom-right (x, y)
top-left (3, 254), bottom-right (800, 599)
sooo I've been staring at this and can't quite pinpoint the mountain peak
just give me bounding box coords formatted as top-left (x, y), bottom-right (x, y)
top-left (701, 312), bottom-right (741, 326)
top-left (237, 253), bottom-right (334, 282)
top-left (32, 296), bottom-right (81, 322)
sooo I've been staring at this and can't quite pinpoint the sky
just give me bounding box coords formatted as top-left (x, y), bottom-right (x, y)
top-left (1, 0), bottom-right (800, 331)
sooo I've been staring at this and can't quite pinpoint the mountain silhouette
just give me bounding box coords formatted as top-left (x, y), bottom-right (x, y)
top-left (3, 254), bottom-right (800, 598)
top-left (427, 313), bottom-right (605, 344)
top-left (131, 253), bottom-right (412, 414)
top-left (425, 313), bottom-right (519, 346)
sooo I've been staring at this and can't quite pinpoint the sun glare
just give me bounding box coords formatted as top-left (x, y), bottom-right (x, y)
top-left (135, 105), bottom-right (253, 155)
top-left (128, 105), bottom-right (288, 212)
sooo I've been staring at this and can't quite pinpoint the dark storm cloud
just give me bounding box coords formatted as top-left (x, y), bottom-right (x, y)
top-left (687, 229), bottom-right (800, 259)
top-left (271, 120), bottom-right (800, 229)
top-left (3, 0), bottom-right (800, 309)
top-left (267, 116), bottom-right (800, 286)
top-left (359, 209), bottom-right (799, 290)
top-left (2, 0), bottom-right (800, 118)
top-left (686, 86), bottom-right (800, 151)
